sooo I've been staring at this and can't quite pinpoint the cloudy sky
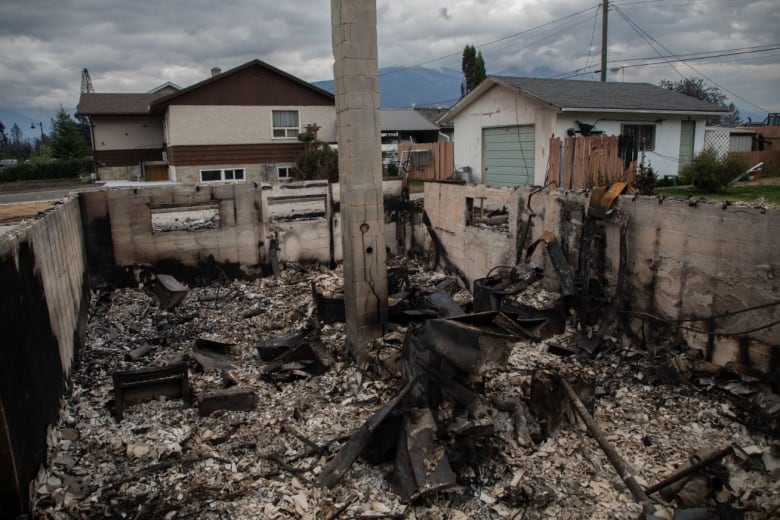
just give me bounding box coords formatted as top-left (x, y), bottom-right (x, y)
top-left (0, 0), bottom-right (778, 121)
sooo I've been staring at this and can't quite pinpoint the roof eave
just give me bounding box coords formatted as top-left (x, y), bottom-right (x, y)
top-left (559, 107), bottom-right (731, 115)
top-left (439, 79), bottom-right (499, 123)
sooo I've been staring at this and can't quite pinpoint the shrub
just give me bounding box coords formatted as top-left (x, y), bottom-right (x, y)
top-left (680, 148), bottom-right (748, 192)
top-left (633, 163), bottom-right (657, 195)
top-left (0, 157), bottom-right (94, 183)
top-left (294, 142), bottom-right (338, 182)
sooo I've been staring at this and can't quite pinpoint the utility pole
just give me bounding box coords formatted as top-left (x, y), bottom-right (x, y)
top-left (331, 0), bottom-right (388, 363)
top-left (600, 1), bottom-right (608, 82)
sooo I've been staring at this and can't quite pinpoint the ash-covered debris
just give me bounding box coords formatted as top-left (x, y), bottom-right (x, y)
top-left (32, 258), bottom-right (780, 519)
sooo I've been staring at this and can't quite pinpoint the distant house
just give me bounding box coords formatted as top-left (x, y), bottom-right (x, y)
top-left (77, 60), bottom-right (336, 184)
top-left (441, 76), bottom-right (730, 186)
top-left (379, 108), bottom-right (453, 173)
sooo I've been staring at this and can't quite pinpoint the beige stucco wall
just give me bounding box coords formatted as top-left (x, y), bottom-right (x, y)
top-left (171, 162), bottom-right (297, 185)
top-left (555, 114), bottom-right (709, 177)
top-left (451, 84), bottom-right (556, 185)
top-left (167, 105), bottom-right (337, 146)
top-left (91, 116), bottom-right (164, 150)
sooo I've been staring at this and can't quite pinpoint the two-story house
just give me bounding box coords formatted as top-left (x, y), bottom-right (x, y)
top-left (77, 59), bottom-right (336, 184)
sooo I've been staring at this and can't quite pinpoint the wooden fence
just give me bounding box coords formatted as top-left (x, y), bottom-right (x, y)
top-left (548, 135), bottom-right (636, 189)
top-left (397, 142), bottom-right (454, 181)
top-left (729, 149), bottom-right (780, 174)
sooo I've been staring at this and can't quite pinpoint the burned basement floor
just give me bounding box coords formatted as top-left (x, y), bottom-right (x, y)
top-left (32, 261), bottom-right (779, 519)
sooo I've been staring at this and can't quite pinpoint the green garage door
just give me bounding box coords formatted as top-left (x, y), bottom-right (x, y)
top-left (483, 125), bottom-right (535, 186)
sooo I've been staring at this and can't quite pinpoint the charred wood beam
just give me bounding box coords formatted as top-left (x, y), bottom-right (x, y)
top-left (576, 217), bottom-right (628, 354)
top-left (317, 377), bottom-right (419, 488)
top-left (393, 407), bottom-right (456, 503)
top-left (536, 232), bottom-right (576, 296)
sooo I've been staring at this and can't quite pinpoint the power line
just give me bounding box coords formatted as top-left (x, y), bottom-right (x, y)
top-left (612, 4), bottom-right (770, 113)
top-left (559, 45), bottom-right (780, 78)
top-left (583, 7), bottom-right (601, 73)
top-left (379, 4), bottom-right (600, 77)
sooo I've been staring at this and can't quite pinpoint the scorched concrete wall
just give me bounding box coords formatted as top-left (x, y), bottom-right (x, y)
top-left (79, 179), bottom-right (405, 279)
top-left (0, 196), bottom-right (89, 516)
top-left (419, 181), bottom-right (779, 372)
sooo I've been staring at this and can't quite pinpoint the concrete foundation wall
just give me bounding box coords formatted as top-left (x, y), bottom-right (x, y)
top-left (79, 179), bottom-right (406, 279)
top-left (419, 181), bottom-right (779, 371)
top-left (0, 197), bottom-right (88, 516)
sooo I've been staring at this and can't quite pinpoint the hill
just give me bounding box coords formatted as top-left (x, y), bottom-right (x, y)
top-left (314, 67), bottom-right (464, 109)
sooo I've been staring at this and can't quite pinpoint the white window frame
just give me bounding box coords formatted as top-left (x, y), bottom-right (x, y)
top-left (277, 166), bottom-right (293, 181)
top-left (272, 110), bottom-right (300, 139)
top-left (621, 123), bottom-right (656, 151)
top-left (199, 168), bottom-right (245, 183)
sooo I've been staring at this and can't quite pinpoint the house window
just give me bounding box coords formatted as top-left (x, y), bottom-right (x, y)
top-left (277, 166), bottom-right (293, 180)
top-left (200, 168), bottom-right (245, 183)
top-left (621, 124), bottom-right (656, 150)
top-left (273, 110), bottom-right (299, 138)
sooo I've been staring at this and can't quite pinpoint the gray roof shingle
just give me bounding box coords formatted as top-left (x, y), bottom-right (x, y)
top-left (77, 93), bottom-right (168, 115)
top-left (492, 76), bottom-right (730, 113)
top-left (380, 109), bottom-right (440, 132)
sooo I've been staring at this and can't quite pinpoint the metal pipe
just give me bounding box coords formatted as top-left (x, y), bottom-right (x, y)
top-left (644, 445), bottom-right (733, 496)
top-left (557, 376), bottom-right (652, 507)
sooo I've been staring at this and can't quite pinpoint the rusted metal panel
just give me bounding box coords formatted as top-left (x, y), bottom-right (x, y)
top-left (392, 407), bottom-right (456, 503)
top-left (149, 274), bottom-right (189, 310)
top-left (197, 387), bottom-right (257, 417)
top-left (112, 363), bottom-right (191, 420)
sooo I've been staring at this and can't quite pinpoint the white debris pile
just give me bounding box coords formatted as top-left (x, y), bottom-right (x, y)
top-left (32, 260), bottom-right (779, 519)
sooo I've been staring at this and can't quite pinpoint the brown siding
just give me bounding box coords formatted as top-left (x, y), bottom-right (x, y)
top-left (167, 143), bottom-right (305, 166)
top-left (94, 148), bottom-right (164, 167)
top-left (164, 66), bottom-right (333, 107)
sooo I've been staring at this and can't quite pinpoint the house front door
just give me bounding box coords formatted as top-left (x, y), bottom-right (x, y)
top-left (678, 121), bottom-right (695, 173)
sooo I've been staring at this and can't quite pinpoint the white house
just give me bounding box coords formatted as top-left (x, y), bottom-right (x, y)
top-left (441, 76), bottom-right (730, 186)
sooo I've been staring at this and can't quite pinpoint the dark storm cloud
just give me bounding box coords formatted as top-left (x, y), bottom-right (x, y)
top-left (0, 0), bottom-right (777, 117)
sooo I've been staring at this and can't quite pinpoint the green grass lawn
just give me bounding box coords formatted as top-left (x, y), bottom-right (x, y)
top-left (657, 184), bottom-right (780, 204)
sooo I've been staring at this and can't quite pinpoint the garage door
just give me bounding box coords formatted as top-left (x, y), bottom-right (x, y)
top-left (483, 125), bottom-right (535, 186)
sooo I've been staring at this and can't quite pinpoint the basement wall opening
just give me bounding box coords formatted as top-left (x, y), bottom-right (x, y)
top-left (151, 203), bottom-right (221, 233)
top-left (265, 194), bottom-right (327, 222)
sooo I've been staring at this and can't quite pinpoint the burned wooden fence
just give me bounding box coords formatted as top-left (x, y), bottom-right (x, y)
top-left (548, 135), bottom-right (636, 189)
top-left (398, 142), bottom-right (454, 181)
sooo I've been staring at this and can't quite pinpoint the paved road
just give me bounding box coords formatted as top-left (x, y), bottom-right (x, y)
top-left (0, 180), bottom-right (181, 205)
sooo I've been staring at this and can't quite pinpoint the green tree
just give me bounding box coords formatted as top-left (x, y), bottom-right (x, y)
top-left (295, 129), bottom-right (338, 182)
top-left (0, 120), bottom-right (8, 147)
top-left (659, 77), bottom-right (741, 126)
top-left (50, 107), bottom-right (90, 159)
top-left (461, 44), bottom-right (486, 96)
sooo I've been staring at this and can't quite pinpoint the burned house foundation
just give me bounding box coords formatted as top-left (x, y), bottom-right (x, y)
top-left (0, 179), bottom-right (778, 518)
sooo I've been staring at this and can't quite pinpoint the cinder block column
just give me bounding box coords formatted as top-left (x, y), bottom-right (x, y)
top-left (331, 0), bottom-right (387, 362)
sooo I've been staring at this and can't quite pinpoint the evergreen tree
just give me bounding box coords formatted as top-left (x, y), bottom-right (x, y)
top-left (50, 107), bottom-right (90, 159)
top-left (461, 44), bottom-right (486, 96)
top-left (659, 77), bottom-right (741, 126)
top-left (0, 120), bottom-right (8, 147)
top-left (10, 123), bottom-right (22, 146)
